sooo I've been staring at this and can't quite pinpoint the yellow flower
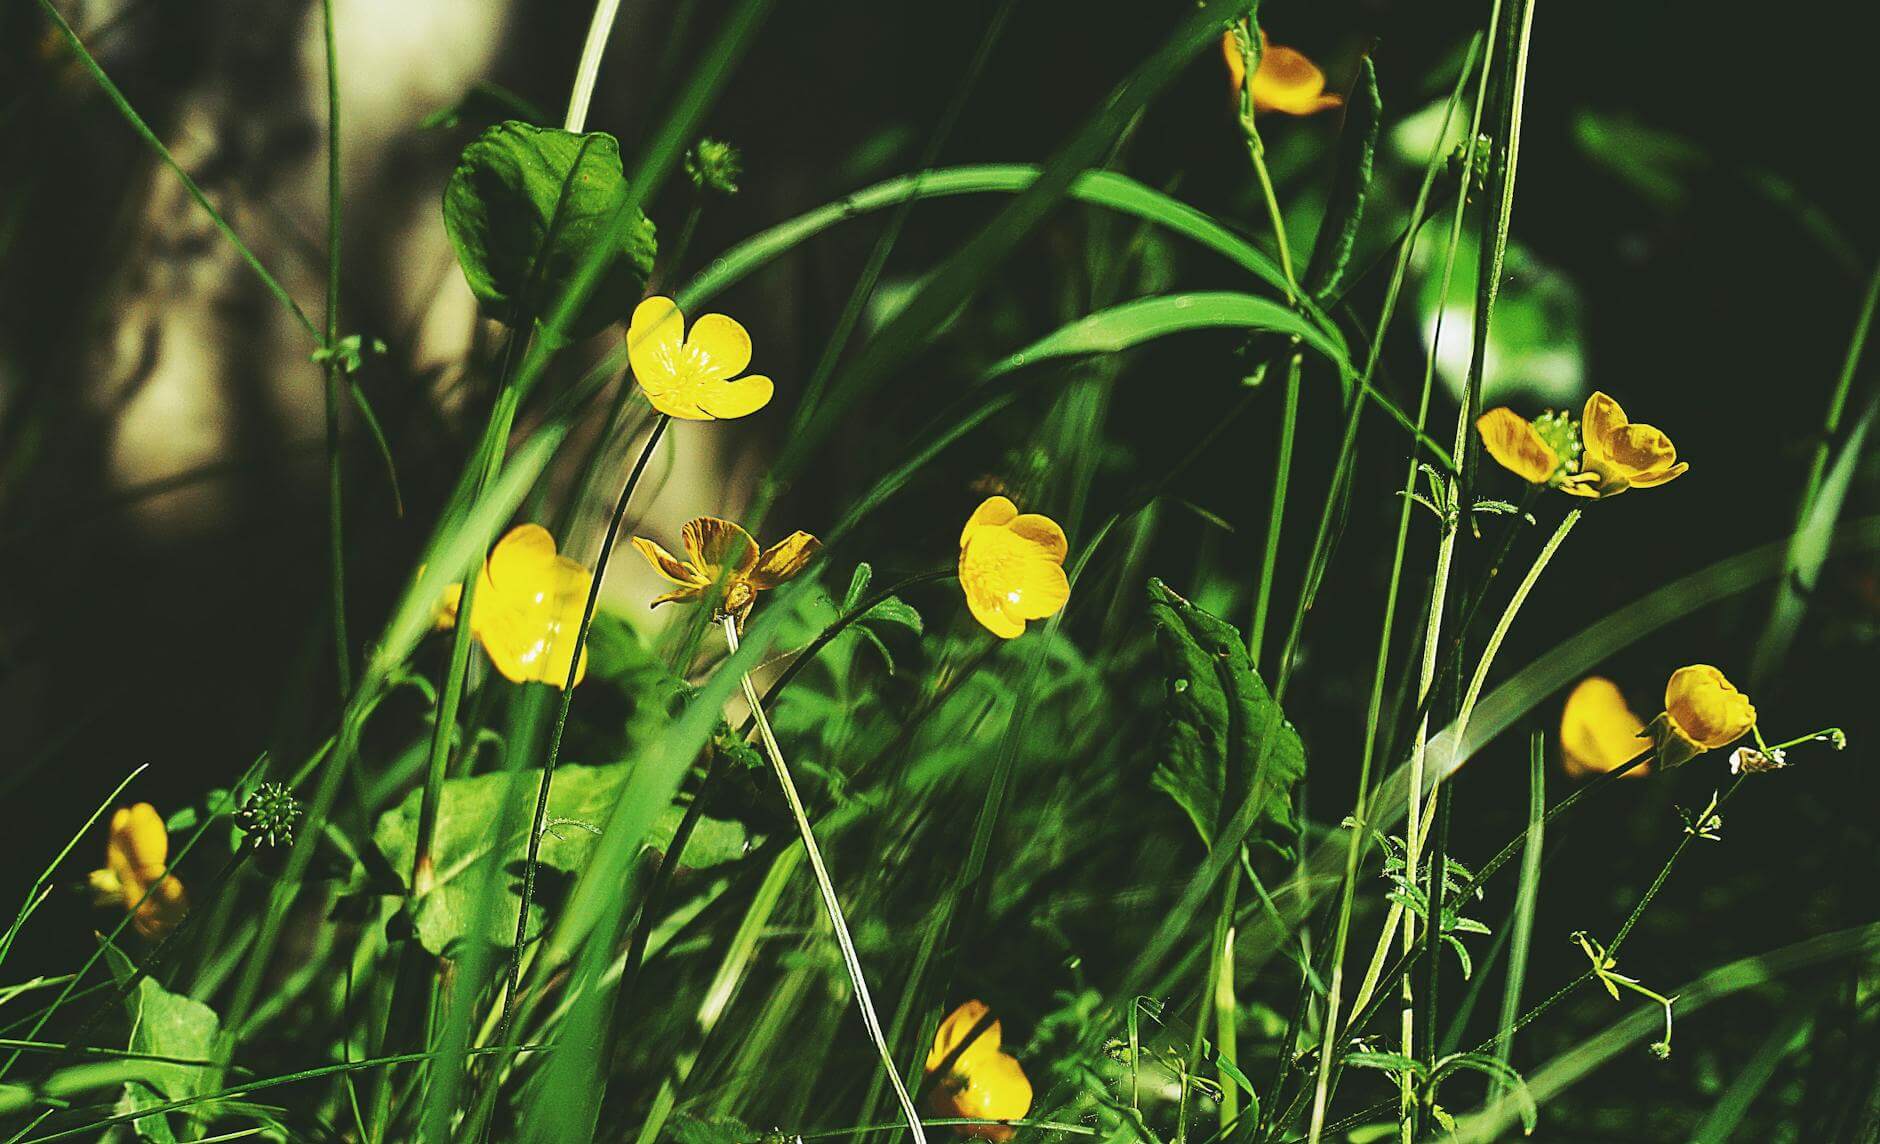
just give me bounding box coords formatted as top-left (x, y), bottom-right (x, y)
top-left (1663, 664), bottom-right (1756, 749)
top-left (958, 496), bottom-right (1070, 639)
top-left (436, 524), bottom-right (591, 688)
top-left (630, 516), bottom-right (819, 625)
top-left (88, 803), bottom-right (187, 940)
top-left (1564, 391), bottom-right (1688, 498)
top-left (1477, 407), bottom-right (1569, 486)
top-left (627, 296), bottom-right (774, 421)
top-left (1559, 676), bottom-right (1650, 781)
top-left (1222, 28), bottom-right (1343, 117)
top-left (925, 1000), bottom-right (1033, 1141)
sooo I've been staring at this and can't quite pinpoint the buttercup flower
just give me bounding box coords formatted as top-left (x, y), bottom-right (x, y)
top-left (1222, 28), bottom-right (1343, 117)
top-left (1650, 664), bottom-right (1756, 768)
top-left (627, 296), bottom-right (773, 421)
top-left (436, 524), bottom-right (591, 688)
top-left (958, 496), bottom-right (1070, 639)
top-left (631, 516), bottom-right (819, 625)
top-left (88, 803), bottom-right (187, 940)
top-left (925, 1000), bottom-right (1033, 1141)
top-left (1564, 391), bottom-right (1688, 498)
top-left (1559, 677), bottom-right (1651, 781)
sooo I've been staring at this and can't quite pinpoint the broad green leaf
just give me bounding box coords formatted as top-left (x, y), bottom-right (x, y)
top-left (373, 763), bottom-right (748, 953)
top-left (983, 292), bottom-right (1351, 392)
top-left (102, 942), bottom-right (224, 1142)
top-left (1304, 56), bottom-right (1381, 302)
top-left (1145, 578), bottom-right (1305, 855)
top-left (442, 121), bottom-right (657, 339)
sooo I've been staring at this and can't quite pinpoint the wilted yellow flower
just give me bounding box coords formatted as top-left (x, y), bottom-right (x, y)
top-left (1564, 391), bottom-right (1688, 498)
top-left (959, 496), bottom-right (1070, 639)
top-left (88, 803), bottom-right (187, 940)
top-left (631, 516), bottom-right (819, 625)
top-left (925, 1000), bottom-right (1033, 1141)
top-left (1664, 664), bottom-right (1756, 750)
top-left (436, 524), bottom-right (591, 688)
top-left (1559, 677), bottom-right (1650, 780)
top-left (627, 296), bottom-right (773, 421)
top-left (1222, 28), bottom-right (1343, 117)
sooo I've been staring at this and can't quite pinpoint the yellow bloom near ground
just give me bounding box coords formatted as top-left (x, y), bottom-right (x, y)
top-left (1559, 676), bottom-right (1651, 780)
top-left (1663, 664), bottom-right (1756, 750)
top-left (627, 296), bottom-right (774, 421)
top-left (1565, 391), bottom-right (1689, 498)
top-left (631, 516), bottom-right (819, 625)
top-left (436, 524), bottom-right (591, 688)
top-left (925, 1000), bottom-right (1033, 1140)
top-left (1222, 29), bottom-right (1343, 116)
top-left (958, 496), bottom-right (1070, 639)
top-left (88, 802), bottom-right (187, 940)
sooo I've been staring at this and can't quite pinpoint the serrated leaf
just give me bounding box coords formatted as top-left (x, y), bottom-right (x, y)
top-left (860, 596), bottom-right (923, 635)
top-left (102, 942), bottom-right (225, 1141)
top-left (1445, 933), bottom-right (1474, 980)
top-left (841, 563), bottom-right (874, 612)
top-left (1145, 578), bottom-right (1305, 855)
top-left (1304, 56), bottom-right (1381, 302)
top-left (442, 121), bottom-right (657, 339)
top-left (373, 763), bottom-right (748, 954)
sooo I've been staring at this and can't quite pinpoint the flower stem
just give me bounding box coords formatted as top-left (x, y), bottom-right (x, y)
top-left (497, 414), bottom-right (670, 1044)
top-left (721, 614), bottom-right (927, 1144)
top-left (1248, 352), bottom-right (1300, 667)
top-left (562, 0), bottom-right (623, 133)
top-left (319, 0), bottom-right (350, 699)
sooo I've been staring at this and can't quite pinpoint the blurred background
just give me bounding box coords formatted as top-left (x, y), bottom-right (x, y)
top-left (3, 0), bottom-right (1876, 1136)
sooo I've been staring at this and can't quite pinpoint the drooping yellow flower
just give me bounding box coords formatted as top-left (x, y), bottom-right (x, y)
top-left (958, 496), bottom-right (1070, 640)
top-left (627, 296), bottom-right (773, 421)
top-left (1564, 391), bottom-right (1689, 498)
top-left (1664, 664), bottom-right (1756, 750)
top-left (1222, 28), bottom-right (1343, 117)
top-left (88, 803), bottom-right (187, 940)
top-left (436, 524), bottom-right (591, 688)
top-left (1559, 677), bottom-right (1650, 781)
top-left (630, 516), bottom-right (819, 625)
top-left (925, 1000), bottom-right (1033, 1141)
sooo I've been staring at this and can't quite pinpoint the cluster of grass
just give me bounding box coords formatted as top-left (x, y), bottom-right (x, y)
top-left (2, 1), bottom-right (1876, 1142)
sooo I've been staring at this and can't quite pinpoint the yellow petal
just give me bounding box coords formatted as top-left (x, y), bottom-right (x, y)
top-left (962, 575), bottom-right (1026, 639)
top-left (476, 593), bottom-right (590, 688)
top-left (114, 803), bottom-right (169, 873)
top-left (1010, 557), bottom-right (1070, 622)
top-left (487, 524), bottom-right (560, 591)
top-left (960, 496), bottom-right (1018, 548)
top-left (1601, 423), bottom-right (1679, 481)
top-left (132, 876), bottom-right (188, 941)
top-left (748, 530), bottom-right (821, 589)
top-left (693, 373), bottom-right (774, 420)
top-left (1008, 513), bottom-right (1069, 564)
top-left (1476, 408), bottom-right (1560, 485)
top-left (1664, 664), bottom-right (1756, 750)
top-left (628, 296), bottom-right (686, 397)
top-left (1628, 460), bottom-right (1689, 489)
top-left (940, 1051), bottom-right (1033, 1140)
top-left (646, 389), bottom-right (716, 420)
top-left (1580, 391), bottom-right (1627, 464)
top-left (631, 535), bottom-right (705, 588)
top-left (1251, 44), bottom-right (1342, 116)
top-left (1559, 677), bottom-right (1650, 780)
top-left (682, 517), bottom-right (759, 578)
top-left (927, 1000), bottom-right (1002, 1073)
top-left (684, 313), bottom-right (753, 381)
top-left (650, 585), bottom-right (705, 608)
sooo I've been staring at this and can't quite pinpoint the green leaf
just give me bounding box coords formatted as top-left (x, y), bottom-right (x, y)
top-left (102, 942), bottom-right (225, 1142)
top-left (984, 292), bottom-right (1352, 395)
top-left (442, 121), bottom-right (657, 339)
top-left (1145, 578), bottom-right (1305, 855)
top-left (1342, 1050), bottom-right (1424, 1078)
top-left (860, 596), bottom-right (923, 635)
top-left (373, 763), bottom-right (748, 954)
top-left (1304, 56), bottom-right (1381, 302)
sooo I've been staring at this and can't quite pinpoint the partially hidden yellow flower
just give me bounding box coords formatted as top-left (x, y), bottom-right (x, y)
top-left (1559, 676), bottom-right (1650, 781)
top-left (627, 296), bottom-right (773, 421)
top-left (1477, 407), bottom-right (1572, 487)
top-left (925, 1000), bottom-right (1033, 1141)
top-left (1222, 28), bottom-right (1343, 117)
top-left (435, 524), bottom-right (591, 688)
top-left (630, 516), bottom-right (819, 625)
top-left (88, 803), bottom-right (187, 940)
top-left (1647, 664), bottom-right (1756, 769)
top-left (958, 496), bottom-right (1070, 640)
top-left (1567, 391), bottom-right (1689, 498)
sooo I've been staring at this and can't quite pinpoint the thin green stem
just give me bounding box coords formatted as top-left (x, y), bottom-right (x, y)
top-left (563, 0), bottom-right (623, 133)
top-left (721, 615), bottom-right (927, 1144)
top-left (497, 414), bottom-right (669, 1043)
top-left (1249, 352), bottom-right (1300, 666)
top-left (319, 0), bottom-right (350, 698)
